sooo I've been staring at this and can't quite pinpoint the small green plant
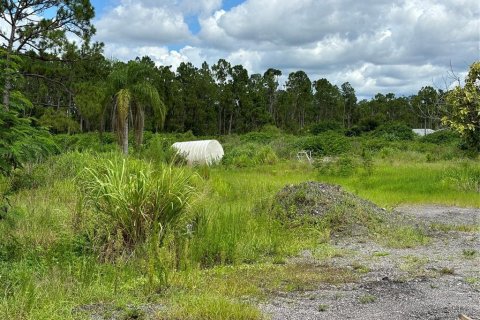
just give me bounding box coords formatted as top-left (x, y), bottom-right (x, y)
top-left (318, 304), bottom-right (328, 312)
top-left (358, 294), bottom-right (376, 304)
top-left (462, 249), bottom-right (477, 258)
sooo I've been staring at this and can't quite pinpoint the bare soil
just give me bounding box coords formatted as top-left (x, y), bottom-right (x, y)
top-left (261, 205), bottom-right (480, 320)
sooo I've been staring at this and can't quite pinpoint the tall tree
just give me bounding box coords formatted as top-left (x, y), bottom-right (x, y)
top-left (212, 59), bottom-right (232, 134)
top-left (313, 78), bottom-right (341, 122)
top-left (412, 86), bottom-right (439, 130)
top-left (285, 71), bottom-right (313, 130)
top-left (340, 82), bottom-right (357, 128)
top-left (263, 68), bottom-right (282, 123)
top-left (0, 0), bottom-right (95, 109)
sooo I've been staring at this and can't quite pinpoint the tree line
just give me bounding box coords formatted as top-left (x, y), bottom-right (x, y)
top-left (1, 0), bottom-right (478, 157)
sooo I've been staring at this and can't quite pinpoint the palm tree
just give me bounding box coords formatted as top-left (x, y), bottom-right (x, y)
top-left (108, 60), bottom-right (166, 154)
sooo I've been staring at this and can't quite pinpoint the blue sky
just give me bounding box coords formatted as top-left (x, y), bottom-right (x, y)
top-left (90, 0), bottom-right (479, 98)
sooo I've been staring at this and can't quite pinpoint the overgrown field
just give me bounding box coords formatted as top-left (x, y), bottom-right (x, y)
top-left (0, 128), bottom-right (479, 319)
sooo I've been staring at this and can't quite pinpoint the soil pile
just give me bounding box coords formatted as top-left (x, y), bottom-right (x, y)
top-left (273, 182), bottom-right (386, 231)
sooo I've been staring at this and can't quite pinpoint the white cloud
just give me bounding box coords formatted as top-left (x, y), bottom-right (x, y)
top-left (94, 0), bottom-right (479, 97)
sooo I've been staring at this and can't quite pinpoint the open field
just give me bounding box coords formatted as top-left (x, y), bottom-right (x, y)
top-left (0, 133), bottom-right (479, 320)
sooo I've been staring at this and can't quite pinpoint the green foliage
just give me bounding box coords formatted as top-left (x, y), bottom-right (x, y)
top-left (315, 156), bottom-right (359, 177)
top-left (0, 107), bottom-right (58, 174)
top-left (420, 129), bottom-right (460, 144)
top-left (78, 158), bottom-right (199, 257)
top-left (373, 122), bottom-right (414, 141)
top-left (52, 132), bottom-right (117, 153)
top-left (240, 131), bottom-right (280, 144)
top-left (297, 131), bottom-right (351, 156)
top-left (309, 121), bottom-right (343, 135)
top-left (442, 61), bottom-right (480, 152)
top-left (222, 143), bottom-right (279, 167)
top-left (39, 108), bottom-right (80, 134)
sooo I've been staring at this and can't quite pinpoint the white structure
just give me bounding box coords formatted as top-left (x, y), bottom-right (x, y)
top-left (172, 140), bottom-right (224, 165)
top-left (412, 128), bottom-right (436, 136)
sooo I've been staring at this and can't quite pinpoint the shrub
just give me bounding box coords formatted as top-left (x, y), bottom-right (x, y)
top-left (309, 121), bottom-right (343, 135)
top-left (373, 122), bottom-right (414, 141)
top-left (53, 132), bottom-right (117, 153)
top-left (420, 129), bottom-right (460, 145)
top-left (222, 144), bottom-right (278, 167)
top-left (240, 131), bottom-right (280, 144)
top-left (140, 135), bottom-right (186, 165)
top-left (78, 158), bottom-right (199, 257)
top-left (297, 131), bottom-right (351, 156)
top-left (316, 155), bottom-right (362, 177)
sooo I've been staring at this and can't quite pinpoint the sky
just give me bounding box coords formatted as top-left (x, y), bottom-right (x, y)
top-left (62, 0), bottom-right (480, 98)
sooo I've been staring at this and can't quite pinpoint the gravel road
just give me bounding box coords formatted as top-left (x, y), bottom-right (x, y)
top-left (261, 206), bottom-right (480, 320)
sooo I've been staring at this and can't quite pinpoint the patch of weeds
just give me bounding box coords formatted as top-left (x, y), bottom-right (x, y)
top-left (358, 294), bottom-right (376, 304)
top-left (400, 255), bottom-right (429, 275)
top-left (122, 307), bottom-right (146, 320)
top-left (465, 277), bottom-right (479, 285)
top-left (318, 304), bottom-right (328, 312)
top-left (372, 251), bottom-right (390, 257)
top-left (430, 223), bottom-right (480, 233)
top-left (380, 226), bottom-right (430, 248)
top-left (351, 262), bottom-right (370, 274)
top-left (439, 267), bottom-right (455, 275)
top-left (462, 249), bottom-right (477, 259)
top-left (159, 294), bottom-right (263, 320)
top-left (173, 263), bottom-right (357, 301)
top-left (313, 243), bottom-right (348, 260)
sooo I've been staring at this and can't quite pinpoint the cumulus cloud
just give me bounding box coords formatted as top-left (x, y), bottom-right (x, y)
top-left (94, 0), bottom-right (479, 97)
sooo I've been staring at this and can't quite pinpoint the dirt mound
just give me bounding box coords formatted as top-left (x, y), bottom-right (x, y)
top-left (272, 182), bottom-right (386, 231)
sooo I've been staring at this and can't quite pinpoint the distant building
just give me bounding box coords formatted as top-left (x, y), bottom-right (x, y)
top-left (412, 128), bottom-right (436, 136)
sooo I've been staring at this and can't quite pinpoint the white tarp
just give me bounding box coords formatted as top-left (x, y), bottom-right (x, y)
top-left (172, 140), bottom-right (224, 165)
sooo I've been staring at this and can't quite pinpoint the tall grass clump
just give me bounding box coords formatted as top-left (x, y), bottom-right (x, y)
top-left (78, 158), bottom-right (199, 258)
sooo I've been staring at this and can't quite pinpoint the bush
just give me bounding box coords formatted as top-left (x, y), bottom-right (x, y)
top-left (420, 129), bottom-right (460, 145)
top-left (373, 122), bottom-right (414, 141)
top-left (297, 131), bottom-right (351, 156)
top-left (240, 131), bottom-right (279, 144)
top-left (316, 155), bottom-right (359, 177)
top-left (308, 121), bottom-right (343, 135)
top-left (78, 158), bottom-right (199, 258)
top-left (53, 132), bottom-right (117, 153)
top-left (140, 135), bottom-right (186, 165)
top-left (222, 144), bottom-right (279, 167)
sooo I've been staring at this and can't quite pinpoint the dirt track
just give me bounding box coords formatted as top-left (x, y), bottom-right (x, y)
top-left (261, 206), bottom-right (480, 320)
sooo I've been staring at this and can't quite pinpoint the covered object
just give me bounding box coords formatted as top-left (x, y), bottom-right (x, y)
top-left (172, 140), bottom-right (224, 165)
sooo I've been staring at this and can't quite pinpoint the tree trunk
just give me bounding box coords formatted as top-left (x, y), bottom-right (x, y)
top-left (134, 108), bottom-right (145, 147)
top-left (122, 118), bottom-right (129, 155)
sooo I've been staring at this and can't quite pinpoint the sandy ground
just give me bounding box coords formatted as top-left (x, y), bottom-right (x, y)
top-left (261, 206), bottom-right (480, 320)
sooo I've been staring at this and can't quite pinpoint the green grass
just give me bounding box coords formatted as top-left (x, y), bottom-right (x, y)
top-left (318, 159), bottom-right (480, 207)
top-left (1, 146), bottom-right (479, 319)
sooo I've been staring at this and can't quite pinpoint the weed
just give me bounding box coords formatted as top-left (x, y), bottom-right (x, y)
top-left (318, 304), bottom-right (328, 312)
top-left (462, 249), bottom-right (477, 258)
top-left (439, 267), bottom-right (455, 275)
top-left (358, 294), bottom-right (376, 304)
top-left (372, 251), bottom-right (390, 257)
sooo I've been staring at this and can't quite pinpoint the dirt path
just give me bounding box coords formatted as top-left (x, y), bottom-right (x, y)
top-left (261, 206), bottom-right (480, 320)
